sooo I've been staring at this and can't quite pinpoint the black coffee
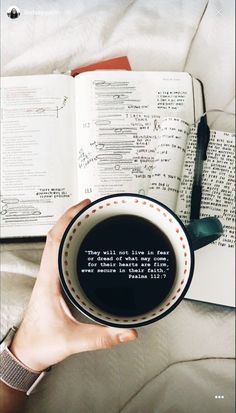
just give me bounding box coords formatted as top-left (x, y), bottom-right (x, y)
top-left (77, 215), bottom-right (176, 317)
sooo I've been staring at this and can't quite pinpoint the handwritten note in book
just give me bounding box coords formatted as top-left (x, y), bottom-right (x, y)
top-left (0, 75), bottom-right (77, 238)
top-left (75, 71), bottom-right (195, 202)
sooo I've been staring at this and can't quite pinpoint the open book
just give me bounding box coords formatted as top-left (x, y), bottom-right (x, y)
top-left (1, 71), bottom-right (234, 306)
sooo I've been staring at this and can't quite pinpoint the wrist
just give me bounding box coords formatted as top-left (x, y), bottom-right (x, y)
top-left (9, 327), bottom-right (50, 372)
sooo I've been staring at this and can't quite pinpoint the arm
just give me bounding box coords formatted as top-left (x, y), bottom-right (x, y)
top-left (0, 199), bottom-right (137, 413)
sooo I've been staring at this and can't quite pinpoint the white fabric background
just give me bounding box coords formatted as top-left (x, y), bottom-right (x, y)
top-left (1, 1), bottom-right (235, 412)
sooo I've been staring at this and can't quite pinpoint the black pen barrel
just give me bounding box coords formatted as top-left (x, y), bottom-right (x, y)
top-left (190, 185), bottom-right (202, 220)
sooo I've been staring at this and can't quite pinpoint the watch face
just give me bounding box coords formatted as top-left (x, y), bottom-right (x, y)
top-left (0, 327), bottom-right (17, 352)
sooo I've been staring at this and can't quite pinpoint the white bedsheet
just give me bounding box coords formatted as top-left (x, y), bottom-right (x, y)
top-left (1, 0), bottom-right (235, 412)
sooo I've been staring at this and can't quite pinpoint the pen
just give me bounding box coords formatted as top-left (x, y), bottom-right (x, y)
top-left (190, 115), bottom-right (210, 221)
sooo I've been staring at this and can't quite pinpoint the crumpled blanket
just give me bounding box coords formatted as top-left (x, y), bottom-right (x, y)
top-left (1, 0), bottom-right (235, 412)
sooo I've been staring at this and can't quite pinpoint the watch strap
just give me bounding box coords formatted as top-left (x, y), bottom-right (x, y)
top-left (0, 346), bottom-right (48, 395)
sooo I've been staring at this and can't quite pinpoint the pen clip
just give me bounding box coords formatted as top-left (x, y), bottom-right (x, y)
top-left (197, 116), bottom-right (210, 160)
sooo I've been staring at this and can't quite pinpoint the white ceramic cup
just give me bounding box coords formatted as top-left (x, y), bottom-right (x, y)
top-left (58, 193), bottom-right (222, 328)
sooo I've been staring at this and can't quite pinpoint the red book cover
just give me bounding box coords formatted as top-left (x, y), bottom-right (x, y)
top-left (71, 56), bottom-right (131, 76)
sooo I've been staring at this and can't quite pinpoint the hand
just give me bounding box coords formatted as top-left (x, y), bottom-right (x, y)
top-left (10, 200), bottom-right (137, 372)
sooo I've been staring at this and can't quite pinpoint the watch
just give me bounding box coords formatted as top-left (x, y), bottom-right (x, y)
top-left (0, 327), bottom-right (51, 395)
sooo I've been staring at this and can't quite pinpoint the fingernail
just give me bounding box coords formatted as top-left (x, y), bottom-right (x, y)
top-left (118, 333), bottom-right (137, 343)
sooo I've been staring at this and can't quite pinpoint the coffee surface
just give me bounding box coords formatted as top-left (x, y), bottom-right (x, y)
top-left (77, 215), bottom-right (176, 317)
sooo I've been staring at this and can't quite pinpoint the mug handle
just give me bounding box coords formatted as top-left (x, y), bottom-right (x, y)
top-left (186, 217), bottom-right (223, 251)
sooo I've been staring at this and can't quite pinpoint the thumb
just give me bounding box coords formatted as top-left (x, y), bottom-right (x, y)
top-left (70, 324), bottom-right (138, 354)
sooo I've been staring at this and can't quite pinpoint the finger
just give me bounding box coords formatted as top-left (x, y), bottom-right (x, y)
top-left (69, 324), bottom-right (138, 354)
top-left (47, 199), bottom-right (91, 244)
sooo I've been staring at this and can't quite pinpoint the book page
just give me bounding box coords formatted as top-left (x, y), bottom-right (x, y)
top-left (74, 71), bottom-right (196, 200)
top-left (176, 129), bottom-right (235, 307)
top-left (0, 75), bottom-right (77, 239)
